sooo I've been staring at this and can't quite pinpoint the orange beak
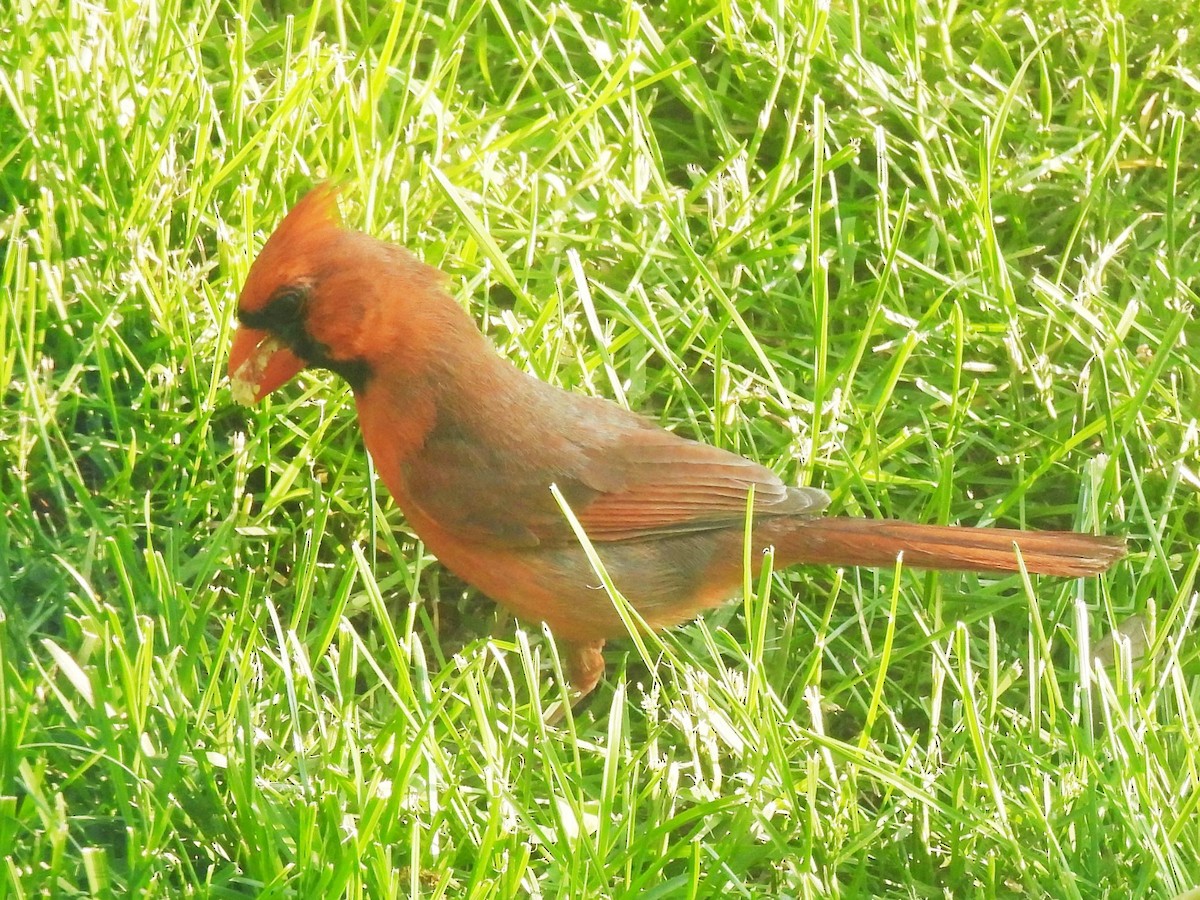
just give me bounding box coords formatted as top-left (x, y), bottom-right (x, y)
top-left (227, 326), bottom-right (307, 405)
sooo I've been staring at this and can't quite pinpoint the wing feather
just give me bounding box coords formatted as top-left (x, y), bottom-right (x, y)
top-left (575, 428), bottom-right (827, 540)
top-left (403, 389), bottom-right (828, 548)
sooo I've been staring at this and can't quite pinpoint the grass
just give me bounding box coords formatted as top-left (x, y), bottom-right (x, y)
top-left (2, 0), bottom-right (1198, 896)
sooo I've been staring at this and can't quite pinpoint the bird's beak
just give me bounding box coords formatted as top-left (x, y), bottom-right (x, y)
top-left (228, 326), bottom-right (306, 405)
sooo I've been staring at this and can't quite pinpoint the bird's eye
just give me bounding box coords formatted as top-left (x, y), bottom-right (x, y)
top-left (268, 287), bottom-right (306, 320)
top-left (237, 284), bottom-right (311, 331)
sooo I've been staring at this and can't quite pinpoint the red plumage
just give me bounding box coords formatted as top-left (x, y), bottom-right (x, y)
top-left (228, 187), bottom-right (1125, 698)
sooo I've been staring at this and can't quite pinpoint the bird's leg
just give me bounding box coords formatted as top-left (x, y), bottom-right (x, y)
top-left (544, 639), bottom-right (606, 725)
top-left (564, 639), bottom-right (606, 701)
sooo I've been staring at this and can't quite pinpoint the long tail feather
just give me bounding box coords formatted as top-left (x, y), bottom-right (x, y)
top-left (778, 518), bottom-right (1125, 577)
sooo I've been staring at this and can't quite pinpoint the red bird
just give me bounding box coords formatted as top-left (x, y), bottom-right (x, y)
top-left (228, 187), bottom-right (1125, 698)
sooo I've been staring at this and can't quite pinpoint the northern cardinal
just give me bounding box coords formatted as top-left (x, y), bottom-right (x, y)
top-left (228, 186), bottom-right (1125, 698)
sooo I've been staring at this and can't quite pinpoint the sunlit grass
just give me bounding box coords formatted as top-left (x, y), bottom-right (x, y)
top-left (2, 0), bottom-right (1198, 895)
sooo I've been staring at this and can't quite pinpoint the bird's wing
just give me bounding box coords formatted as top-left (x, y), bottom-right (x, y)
top-left (402, 398), bottom-right (828, 549)
top-left (572, 427), bottom-right (828, 541)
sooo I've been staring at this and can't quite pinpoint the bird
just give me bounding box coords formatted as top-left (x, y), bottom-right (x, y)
top-left (228, 185), bottom-right (1125, 700)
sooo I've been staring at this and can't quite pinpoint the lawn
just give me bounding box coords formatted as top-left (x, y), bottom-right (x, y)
top-left (2, 0), bottom-right (1198, 896)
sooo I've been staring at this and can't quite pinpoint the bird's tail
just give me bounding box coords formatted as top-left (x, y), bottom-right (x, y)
top-left (776, 517), bottom-right (1125, 577)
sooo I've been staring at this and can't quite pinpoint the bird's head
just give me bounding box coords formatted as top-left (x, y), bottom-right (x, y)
top-left (228, 185), bottom-right (369, 402)
top-left (228, 185), bottom-right (457, 404)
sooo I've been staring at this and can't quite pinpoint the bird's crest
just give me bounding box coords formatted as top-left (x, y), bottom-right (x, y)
top-left (235, 184), bottom-right (346, 315)
top-left (262, 183), bottom-right (342, 250)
